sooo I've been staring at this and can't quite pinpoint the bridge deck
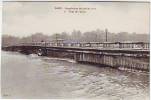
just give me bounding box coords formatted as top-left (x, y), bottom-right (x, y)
top-left (2, 44), bottom-right (149, 71)
top-left (3, 45), bottom-right (149, 55)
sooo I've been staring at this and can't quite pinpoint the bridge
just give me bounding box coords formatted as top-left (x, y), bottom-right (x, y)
top-left (2, 42), bottom-right (150, 72)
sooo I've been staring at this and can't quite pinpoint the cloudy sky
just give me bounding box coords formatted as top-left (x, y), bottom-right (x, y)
top-left (3, 2), bottom-right (149, 37)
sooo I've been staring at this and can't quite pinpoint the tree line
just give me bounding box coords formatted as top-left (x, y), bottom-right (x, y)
top-left (2, 29), bottom-right (149, 47)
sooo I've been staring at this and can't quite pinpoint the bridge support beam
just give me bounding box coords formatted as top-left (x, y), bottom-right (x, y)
top-left (74, 53), bottom-right (149, 71)
top-left (2, 46), bottom-right (149, 72)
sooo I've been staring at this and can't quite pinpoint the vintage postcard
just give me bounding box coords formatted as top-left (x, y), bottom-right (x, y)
top-left (1, 1), bottom-right (150, 99)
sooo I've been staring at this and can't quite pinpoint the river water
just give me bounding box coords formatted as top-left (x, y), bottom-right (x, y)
top-left (1, 51), bottom-right (149, 99)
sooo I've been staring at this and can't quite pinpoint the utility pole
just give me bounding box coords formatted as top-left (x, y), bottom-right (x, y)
top-left (31, 35), bottom-right (34, 46)
top-left (105, 28), bottom-right (108, 42)
top-left (31, 35), bottom-right (33, 42)
top-left (55, 33), bottom-right (59, 46)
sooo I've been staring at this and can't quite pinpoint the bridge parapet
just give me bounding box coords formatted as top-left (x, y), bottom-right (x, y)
top-left (19, 42), bottom-right (149, 50)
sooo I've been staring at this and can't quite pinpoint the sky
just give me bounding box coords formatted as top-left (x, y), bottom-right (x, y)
top-left (3, 1), bottom-right (150, 37)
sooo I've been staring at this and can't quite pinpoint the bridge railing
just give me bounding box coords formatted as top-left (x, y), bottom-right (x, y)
top-left (19, 42), bottom-right (150, 50)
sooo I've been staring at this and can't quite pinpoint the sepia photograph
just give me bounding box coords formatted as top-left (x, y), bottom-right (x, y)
top-left (1, 1), bottom-right (150, 99)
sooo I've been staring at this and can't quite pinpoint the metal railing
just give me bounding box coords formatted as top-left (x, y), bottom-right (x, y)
top-left (19, 42), bottom-right (150, 50)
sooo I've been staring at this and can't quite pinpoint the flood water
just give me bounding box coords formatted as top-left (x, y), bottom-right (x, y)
top-left (1, 51), bottom-right (149, 99)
